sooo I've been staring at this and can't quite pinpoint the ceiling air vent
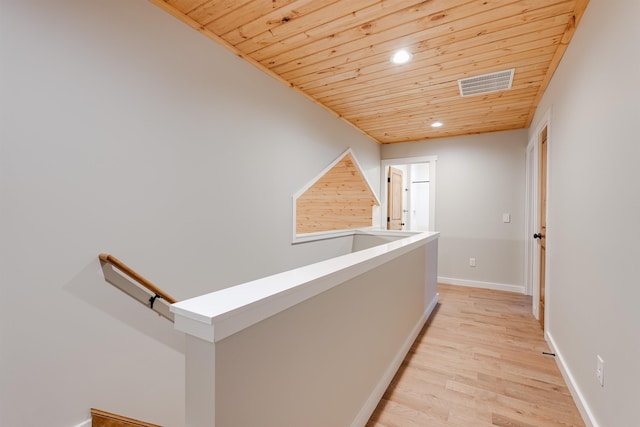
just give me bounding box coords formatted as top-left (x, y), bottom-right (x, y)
top-left (458, 69), bottom-right (515, 97)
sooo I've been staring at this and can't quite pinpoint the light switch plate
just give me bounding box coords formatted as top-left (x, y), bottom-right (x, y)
top-left (502, 213), bottom-right (511, 223)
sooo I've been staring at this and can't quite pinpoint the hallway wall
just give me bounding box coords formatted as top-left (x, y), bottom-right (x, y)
top-left (529, 0), bottom-right (640, 425)
top-left (0, 1), bottom-right (379, 426)
top-left (382, 130), bottom-right (528, 292)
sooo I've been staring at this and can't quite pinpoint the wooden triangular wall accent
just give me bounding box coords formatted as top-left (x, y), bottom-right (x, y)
top-left (295, 150), bottom-right (379, 235)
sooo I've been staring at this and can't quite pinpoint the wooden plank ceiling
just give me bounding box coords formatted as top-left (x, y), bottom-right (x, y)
top-left (152, 0), bottom-right (589, 143)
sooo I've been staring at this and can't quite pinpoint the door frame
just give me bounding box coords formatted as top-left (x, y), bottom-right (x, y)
top-left (524, 135), bottom-right (539, 300)
top-left (525, 108), bottom-right (551, 325)
top-left (380, 156), bottom-right (437, 232)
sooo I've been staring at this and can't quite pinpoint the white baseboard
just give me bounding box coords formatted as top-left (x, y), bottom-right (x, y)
top-left (546, 331), bottom-right (599, 427)
top-left (350, 293), bottom-right (439, 427)
top-left (72, 419), bottom-right (91, 427)
top-left (438, 276), bottom-right (525, 294)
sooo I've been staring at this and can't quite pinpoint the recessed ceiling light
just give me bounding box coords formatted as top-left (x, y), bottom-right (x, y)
top-left (391, 49), bottom-right (412, 65)
top-left (431, 121), bottom-right (443, 128)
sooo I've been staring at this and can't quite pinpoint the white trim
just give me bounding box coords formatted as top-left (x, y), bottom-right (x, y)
top-left (172, 231), bottom-right (440, 343)
top-left (526, 107), bottom-right (552, 319)
top-left (293, 228), bottom-right (364, 244)
top-left (546, 331), bottom-right (599, 427)
top-left (524, 134), bottom-right (539, 299)
top-left (354, 229), bottom-right (419, 238)
top-left (350, 292), bottom-right (439, 427)
top-left (534, 108), bottom-right (552, 332)
top-left (380, 156), bottom-right (437, 232)
top-left (438, 276), bottom-right (525, 294)
top-left (292, 148), bottom-right (378, 201)
top-left (542, 117), bottom-right (551, 337)
top-left (292, 148), bottom-right (380, 243)
top-left (71, 419), bottom-right (91, 427)
top-left (292, 227), bottom-right (419, 244)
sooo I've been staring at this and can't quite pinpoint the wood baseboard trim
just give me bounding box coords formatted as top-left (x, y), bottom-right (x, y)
top-left (438, 276), bottom-right (525, 294)
top-left (545, 332), bottom-right (600, 427)
top-left (91, 409), bottom-right (162, 427)
top-left (350, 292), bottom-right (439, 427)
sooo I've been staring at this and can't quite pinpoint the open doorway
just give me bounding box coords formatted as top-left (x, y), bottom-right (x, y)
top-left (380, 156), bottom-right (437, 232)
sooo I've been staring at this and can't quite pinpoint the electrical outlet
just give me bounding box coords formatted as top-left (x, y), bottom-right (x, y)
top-left (469, 257), bottom-right (476, 267)
top-left (596, 355), bottom-right (604, 387)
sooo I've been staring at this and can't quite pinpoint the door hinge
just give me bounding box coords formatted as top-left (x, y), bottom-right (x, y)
top-left (387, 177), bottom-right (391, 183)
top-left (387, 217), bottom-right (390, 222)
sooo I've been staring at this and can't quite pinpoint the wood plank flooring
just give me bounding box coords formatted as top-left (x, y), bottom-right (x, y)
top-left (367, 284), bottom-right (584, 427)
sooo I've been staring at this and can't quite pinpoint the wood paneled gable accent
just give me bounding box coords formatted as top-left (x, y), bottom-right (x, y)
top-left (149, 0), bottom-right (589, 143)
top-left (295, 149), bottom-right (379, 236)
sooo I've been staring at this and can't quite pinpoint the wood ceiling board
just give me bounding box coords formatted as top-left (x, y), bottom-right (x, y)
top-left (376, 123), bottom-right (525, 144)
top-left (360, 93), bottom-right (536, 120)
top-left (261, 0), bottom-right (567, 74)
top-left (357, 107), bottom-right (533, 133)
top-left (229, 0), bottom-right (383, 51)
top-left (302, 38), bottom-right (561, 99)
top-left (257, 0), bottom-right (493, 69)
top-left (277, 9), bottom-right (569, 87)
top-left (357, 95), bottom-right (536, 135)
top-left (290, 26), bottom-right (565, 93)
top-left (275, 1), bottom-right (572, 83)
top-left (350, 99), bottom-right (537, 129)
top-left (311, 44), bottom-right (558, 102)
top-left (335, 73), bottom-right (545, 118)
top-left (321, 83), bottom-right (540, 128)
top-left (149, 0), bottom-right (589, 143)
top-left (296, 26), bottom-right (565, 93)
top-left (164, 0), bottom-right (206, 14)
top-left (321, 58), bottom-right (551, 112)
top-left (215, 0), bottom-right (342, 45)
top-left (359, 110), bottom-right (533, 133)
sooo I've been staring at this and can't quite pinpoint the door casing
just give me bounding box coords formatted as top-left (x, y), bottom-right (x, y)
top-left (538, 126), bottom-right (548, 329)
top-left (525, 108), bottom-right (551, 329)
top-left (380, 156), bottom-right (437, 232)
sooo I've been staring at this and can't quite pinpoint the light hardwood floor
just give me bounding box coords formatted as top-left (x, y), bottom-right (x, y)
top-left (367, 284), bottom-right (585, 427)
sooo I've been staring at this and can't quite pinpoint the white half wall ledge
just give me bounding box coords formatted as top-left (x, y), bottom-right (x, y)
top-left (171, 231), bottom-right (439, 343)
top-left (438, 276), bottom-right (525, 294)
top-left (292, 226), bottom-right (381, 244)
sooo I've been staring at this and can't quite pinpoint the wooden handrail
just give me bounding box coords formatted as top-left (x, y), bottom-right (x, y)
top-left (99, 253), bottom-right (177, 304)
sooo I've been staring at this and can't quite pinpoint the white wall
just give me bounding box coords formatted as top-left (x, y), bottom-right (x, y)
top-left (529, 0), bottom-right (640, 425)
top-left (0, 1), bottom-right (379, 426)
top-left (382, 130), bottom-right (527, 292)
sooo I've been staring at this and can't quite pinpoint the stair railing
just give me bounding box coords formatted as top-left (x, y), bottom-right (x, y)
top-left (99, 253), bottom-right (177, 322)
